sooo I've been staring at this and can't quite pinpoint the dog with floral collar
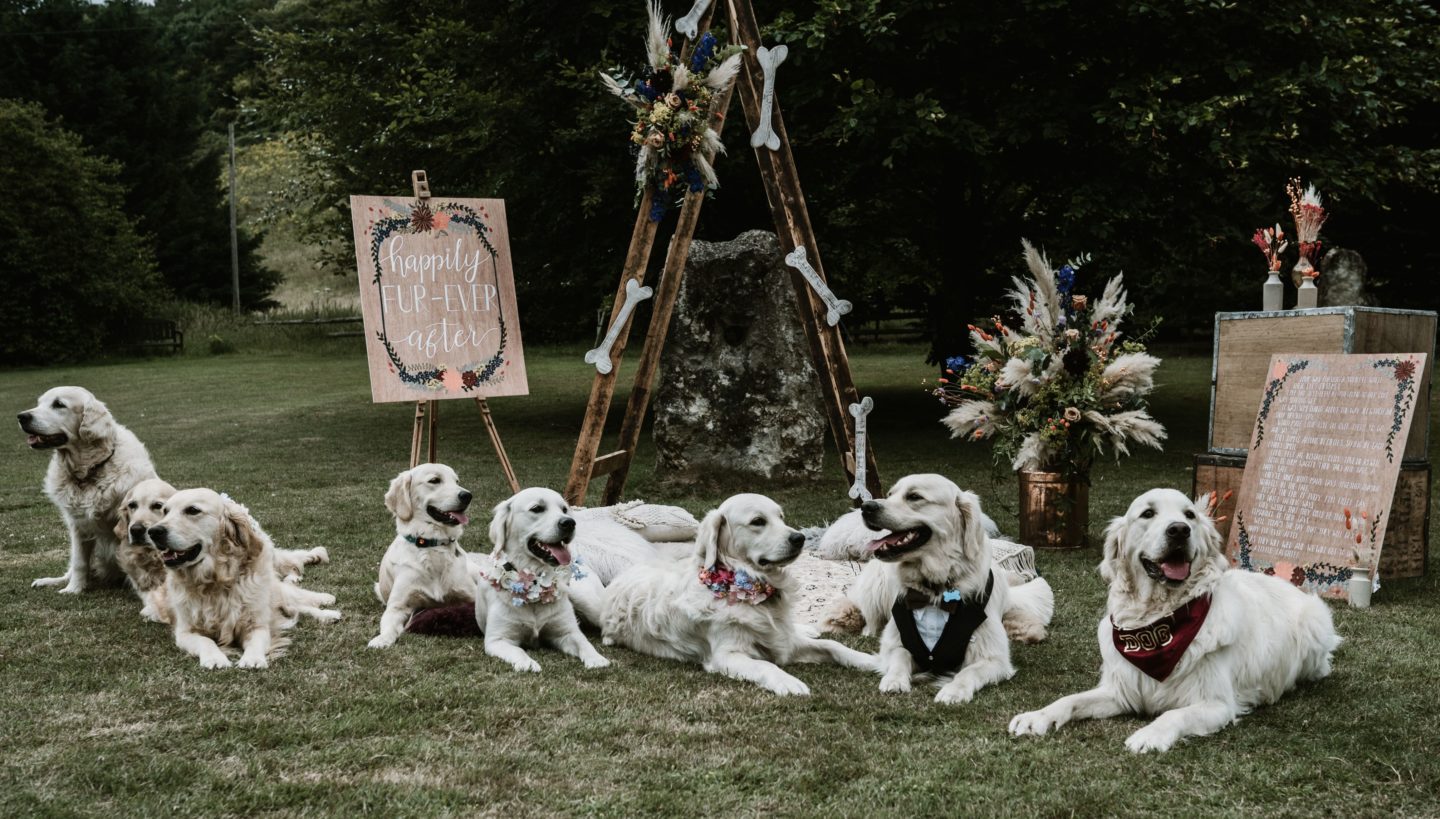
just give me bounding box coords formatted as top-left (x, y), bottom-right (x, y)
top-left (600, 493), bottom-right (877, 696)
top-left (474, 487), bottom-right (609, 673)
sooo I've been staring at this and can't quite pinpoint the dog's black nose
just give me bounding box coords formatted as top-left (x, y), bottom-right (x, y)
top-left (129, 524), bottom-right (147, 540)
top-left (788, 531), bottom-right (805, 548)
top-left (458, 490), bottom-right (472, 506)
top-left (860, 501), bottom-right (881, 516)
top-left (1165, 522), bottom-right (1190, 540)
top-left (559, 516), bottom-right (575, 534)
top-left (17, 412), bottom-right (31, 424)
top-left (148, 525), bottom-right (168, 546)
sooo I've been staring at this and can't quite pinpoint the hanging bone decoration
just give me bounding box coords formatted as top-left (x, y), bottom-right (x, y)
top-left (674, 0), bottom-right (713, 41)
top-left (585, 278), bottom-right (654, 375)
top-left (785, 245), bottom-right (852, 326)
top-left (847, 397), bottom-right (875, 501)
top-left (749, 44), bottom-right (788, 151)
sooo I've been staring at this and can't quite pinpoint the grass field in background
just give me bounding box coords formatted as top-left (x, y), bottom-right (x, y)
top-left (1, 344), bottom-right (1437, 816)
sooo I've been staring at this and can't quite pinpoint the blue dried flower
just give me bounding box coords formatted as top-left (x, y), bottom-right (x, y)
top-left (648, 194), bottom-right (668, 222)
top-left (1057, 264), bottom-right (1077, 295)
top-left (945, 355), bottom-right (969, 373)
top-left (691, 32), bottom-right (717, 71)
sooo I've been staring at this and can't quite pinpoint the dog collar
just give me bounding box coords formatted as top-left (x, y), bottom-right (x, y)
top-left (404, 534), bottom-right (454, 549)
top-left (698, 564), bottom-right (776, 605)
top-left (1111, 593), bottom-right (1212, 682)
top-left (479, 558), bottom-right (585, 606)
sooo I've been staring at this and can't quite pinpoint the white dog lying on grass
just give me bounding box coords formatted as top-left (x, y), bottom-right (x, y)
top-left (1009, 488), bottom-right (1341, 752)
top-left (601, 493), bottom-right (877, 696)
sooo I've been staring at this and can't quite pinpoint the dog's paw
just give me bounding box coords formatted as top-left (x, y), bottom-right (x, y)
top-left (763, 675), bottom-right (811, 697)
top-left (935, 683), bottom-right (977, 705)
top-left (237, 654), bottom-right (269, 670)
top-left (200, 653), bottom-right (233, 670)
top-left (308, 547), bottom-right (330, 564)
top-left (57, 582), bottom-right (86, 595)
top-left (1125, 724), bottom-right (1178, 754)
top-left (140, 605), bottom-right (164, 623)
top-left (601, 635), bottom-right (617, 647)
top-left (511, 657), bottom-right (542, 673)
top-left (32, 574), bottom-right (68, 588)
top-left (1008, 710), bottom-right (1056, 737)
top-left (367, 634), bottom-right (396, 649)
top-left (314, 609), bottom-right (342, 623)
top-left (879, 673), bottom-right (912, 694)
top-left (583, 655), bottom-right (611, 670)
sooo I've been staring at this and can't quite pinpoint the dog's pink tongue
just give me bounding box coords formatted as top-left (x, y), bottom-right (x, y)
top-left (452, 511), bottom-right (470, 525)
top-left (26, 434), bottom-right (40, 446)
top-left (865, 531), bottom-right (899, 553)
top-left (548, 544), bottom-right (573, 566)
top-left (1161, 560), bottom-right (1191, 581)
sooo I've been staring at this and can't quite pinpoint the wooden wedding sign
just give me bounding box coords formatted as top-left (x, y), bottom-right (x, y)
top-left (1227, 352), bottom-right (1426, 598)
top-left (351, 187), bottom-right (528, 403)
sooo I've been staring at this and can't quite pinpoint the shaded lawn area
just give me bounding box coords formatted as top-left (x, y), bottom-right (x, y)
top-left (1, 344), bottom-right (1437, 816)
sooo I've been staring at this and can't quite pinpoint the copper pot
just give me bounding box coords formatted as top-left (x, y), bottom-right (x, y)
top-left (1018, 469), bottom-right (1090, 549)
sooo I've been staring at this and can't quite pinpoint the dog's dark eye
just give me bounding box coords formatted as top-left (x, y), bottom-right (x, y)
top-left (428, 477), bottom-right (442, 484)
top-left (906, 493), bottom-right (923, 503)
top-left (150, 502), bottom-right (164, 511)
top-left (184, 506), bottom-right (201, 516)
top-left (1184, 509), bottom-right (1196, 520)
top-left (127, 501), bottom-right (138, 510)
top-left (51, 400), bottom-right (65, 409)
top-left (531, 505), bottom-right (546, 514)
top-left (750, 517), bottom-right (765, 527)
top-left (1140, 509), bottom-right (1156, 519)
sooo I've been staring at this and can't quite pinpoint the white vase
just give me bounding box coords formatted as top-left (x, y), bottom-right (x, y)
top-left (1263, 272), bottom-right (1283, 311)
top-left (1296, 277), bottom-right (1319, 309)
top-left (1348, 567), bottom-right (1372, 608)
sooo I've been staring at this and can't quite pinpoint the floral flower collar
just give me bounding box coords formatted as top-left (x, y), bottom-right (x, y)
top-left (480, 557), bottom-right (586, 607)
top-left (404, 533), bottom-right (455, 549)
top-left (698, 564), bottom-right (777, 605)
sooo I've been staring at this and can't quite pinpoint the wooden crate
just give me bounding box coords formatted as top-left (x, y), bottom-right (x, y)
top-left (1193, 453), bottom-right (1430, 579)
top-left (1210, 308), bottom-right (1436, 459)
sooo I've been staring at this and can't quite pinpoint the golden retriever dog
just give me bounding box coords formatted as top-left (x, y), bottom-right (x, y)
top-left (601, 493), bottom-right (876, 696)
top-left (115, 478), bottom-right (330, 625)
top-left (369, 463), bottom-right (478, 649)
top-left (474, 487), bottom-right (610, 673)
top-left (148, 489), bottom-right (340, 669)
top-left (860, 474), bottom-right (1020, 704)
top-left (1009, 488), bottom-right (1341, 753)
top-left (18, 386), bottom-right (157, 593)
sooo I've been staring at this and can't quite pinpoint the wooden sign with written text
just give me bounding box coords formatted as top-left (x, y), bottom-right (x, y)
top-left (351, 195), bottom-right (528, 403)
top-left (1227, 353), bottom-right (1426, 598)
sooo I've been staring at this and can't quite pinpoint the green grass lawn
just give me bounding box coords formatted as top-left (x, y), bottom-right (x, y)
top-left (2, 344), bottom-right (1437, 816)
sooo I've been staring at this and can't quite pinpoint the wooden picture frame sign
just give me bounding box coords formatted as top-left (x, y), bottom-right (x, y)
top-left (1226, 352), bottom-right (1427, 599)
top-left (351, 178), bottom-right (528, 404)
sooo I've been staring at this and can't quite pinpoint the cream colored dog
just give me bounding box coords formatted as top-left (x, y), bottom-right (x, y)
top-left (18, 386), bottom-right (157, 593)
top-left (1009, 488), bottom-right (1341, 753)
top-left (474, 487), bottom-right (609, 673)
top-left (114, 478), bottom-right (330, 624)
top-left (148, 489), bottom-right (340, 669)
top-left (601, 493), bottom-right (876, 696)
top-left (860, 475), bottom-right (1018, 704)
top-left (369, 463), bottom-right (477, 649)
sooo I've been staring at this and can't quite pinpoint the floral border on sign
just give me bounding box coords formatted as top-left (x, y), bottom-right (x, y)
top-left (1236, 512), bottom-right (1351, 596)
top-left (366, 200), bottom-right (507, 392)
top-left (1252, 358), bottom-right (1310, 449)
top-left (1372, 357), bottom-right (1419, 463)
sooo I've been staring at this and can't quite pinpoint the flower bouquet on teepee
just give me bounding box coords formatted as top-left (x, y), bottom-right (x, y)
top-left (935, 240), bottom-right (1167, 548)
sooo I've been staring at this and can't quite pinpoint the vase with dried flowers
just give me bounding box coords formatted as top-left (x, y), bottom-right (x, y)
top-left (934, 240), bottom-right (1167, 547)
top-left (1287, 178), bottom-right (1329, 309)
top-left (1252, 223), bottom-right (1288, 311)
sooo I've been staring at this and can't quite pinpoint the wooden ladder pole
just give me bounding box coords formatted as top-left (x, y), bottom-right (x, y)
top-left (476, 397), bottom-right (521, 493)
top-left (563, 189), bottom-right (663, 504)
top-left (426, 399), bottom-right (438, 464)
top-left (726, 0), bottom-right (882, 499)
top-left (409, 401), bottom-right (426, 468)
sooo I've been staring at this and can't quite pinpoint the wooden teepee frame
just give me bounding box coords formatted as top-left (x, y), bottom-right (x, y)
top-left (564, 0), bottom-right (880, 505)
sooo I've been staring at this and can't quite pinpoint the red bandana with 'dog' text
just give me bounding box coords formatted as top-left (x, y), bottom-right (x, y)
top-left (1111, 594), bottom-right (1212, 682)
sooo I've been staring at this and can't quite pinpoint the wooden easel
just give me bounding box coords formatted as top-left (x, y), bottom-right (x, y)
top-left (564, 0), bottom-right (881, 506)
top-left (405, 170), bottom-right (521, 494)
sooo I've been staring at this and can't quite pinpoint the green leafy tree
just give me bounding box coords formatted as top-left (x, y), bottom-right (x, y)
top-left (0, 99), bottom-right (166, 363)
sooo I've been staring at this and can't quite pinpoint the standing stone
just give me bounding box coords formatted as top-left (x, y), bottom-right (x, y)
top-left (1319, 247), bottom-right (1375, 307)
top-left (654, 230), bottom-right (827, 484)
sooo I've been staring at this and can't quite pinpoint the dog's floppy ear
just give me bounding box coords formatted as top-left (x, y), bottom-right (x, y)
top-left (1098, 515), bottom-right (1129, 583)
top-left (77, 394), bottom-right (116, 444)
top-left (384, 470), bottom-right (414, 522)
top-left (224, 497), bottom-right (267, 564)
top-left (956, 489), bottom-right (988, 561)
top-left (113, 499), bottom-right (132, 543)
top-left (488, 498), bottom-right (512, 555)
top-left (695, 509), bottom-right (725, 569)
